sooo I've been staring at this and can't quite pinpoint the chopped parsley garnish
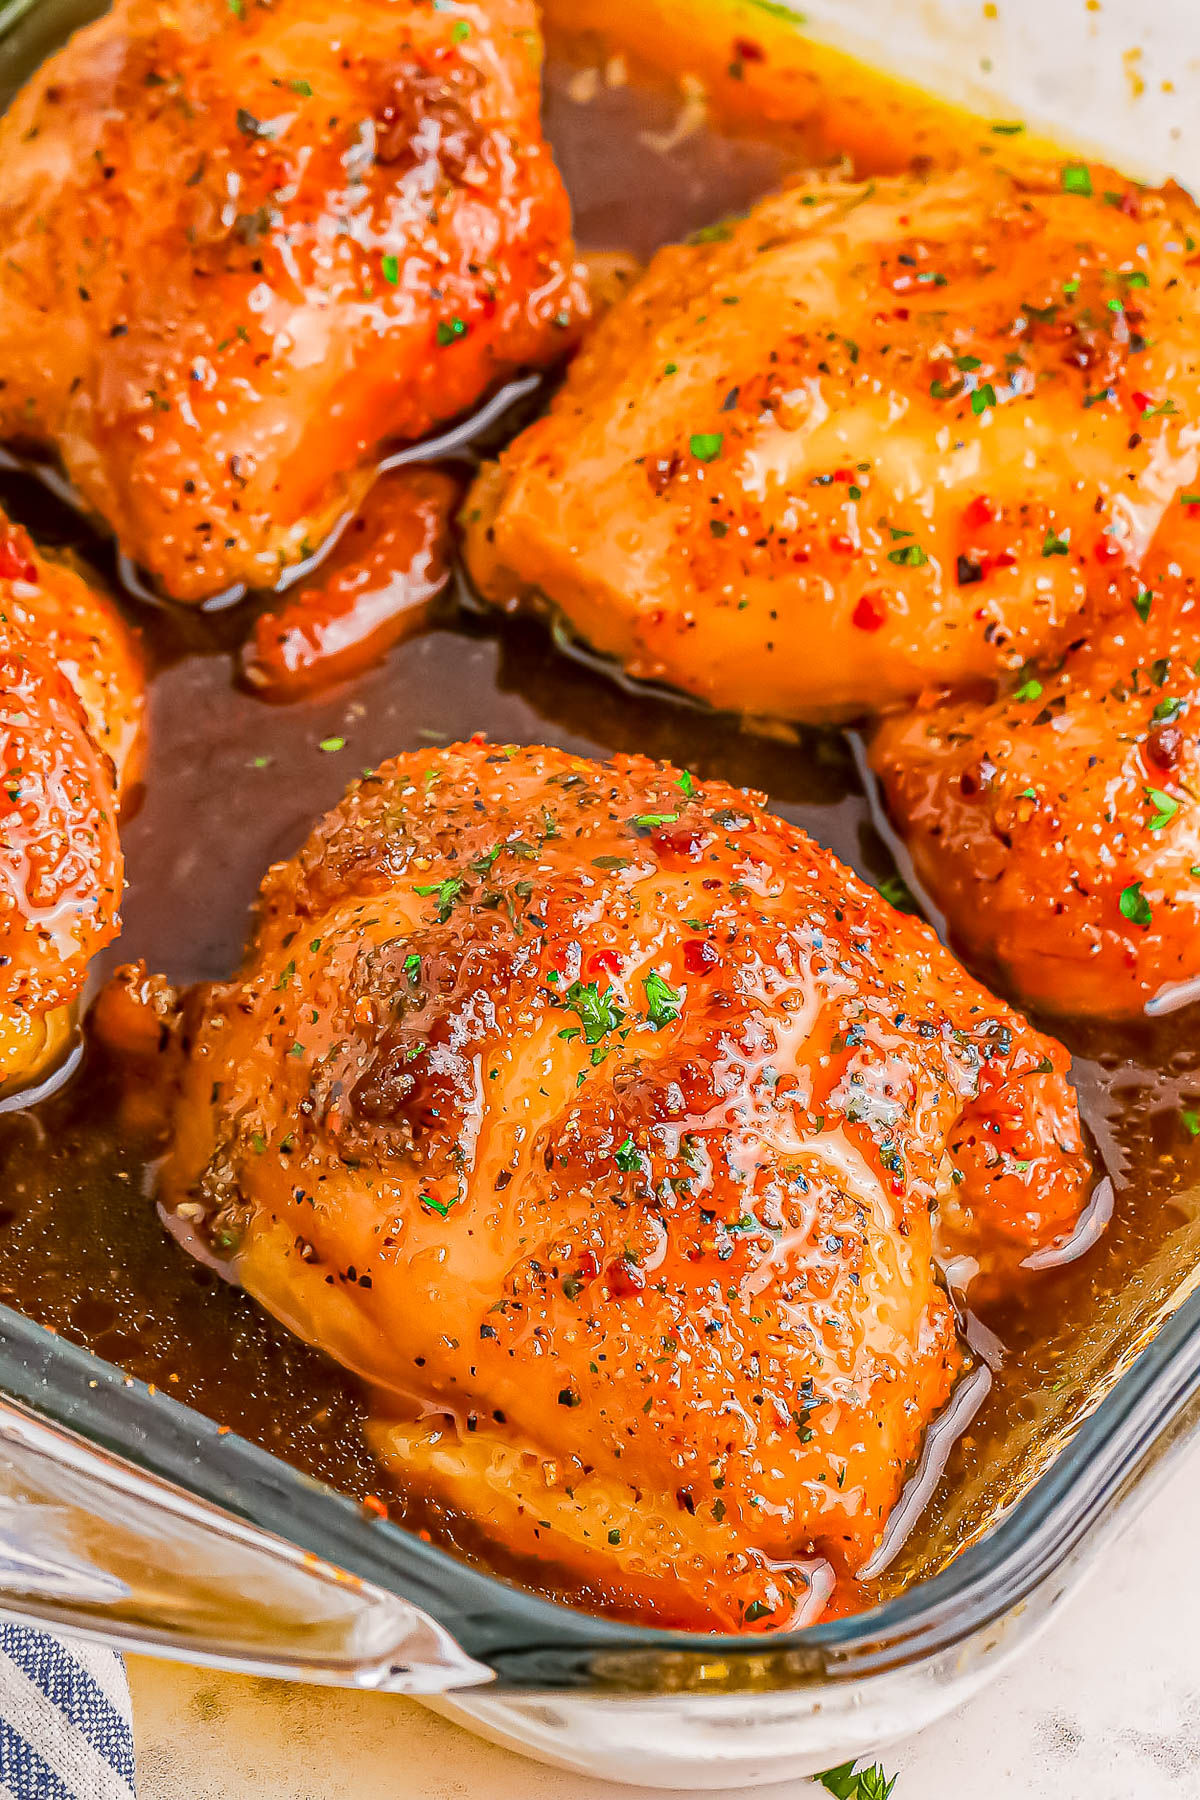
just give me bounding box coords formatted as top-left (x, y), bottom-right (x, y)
top-left (1153, 697), bottom-right (1183, 722)
top-left (381, 254), bottom-right (400, 285)
top-left (414, 875), bottom-right (465, 921)
top-left (1061, 163), bottom-right (1093, 197)
top-left (971, 382), bottom-right (998, 415)
top-left (886, 542), bottom-right (928, 567)
top-left (614, 1136), bottom-right (641, 1172)
top-left (643, 971), bottom-right (682, 1028)
top-left (318, 735), bottom-right (345, 753)
top-left (452, 17), bottom-right (471, 38)
top-left (1119, 880), bottom-right (1153, 926)
top-left (403, 952), bottom-right (421, 981)
top-left (877, 873), bottom-right (919, 913)
top-left (817, 1761), bottom-right (897, 1800)
top-left (1145, 787), bottom-right (1180, 830)
top-left (1013, 672), bottom-right (1044, 703)
top-left (689, 431), bottom-right (724, 462)
top-left (632, 810), bottom-right (679, 830)
top-left (1182, 1109), bottom-right (1200, 1138)
top-left (562, 980), bottom-right (624, 1044)
top-left (419, 1193), bottom-right (455, 1217)
top-left (274, 959), bottom-right (295, 990)
top-left (677, 769), bottom-right (696, 796)
top-left (1041, 526), bottom-right (1070, 557)
top-left (1133, 589), bottom-right (1153, 623)
top-left (436, 317), bottom-right (468, 346)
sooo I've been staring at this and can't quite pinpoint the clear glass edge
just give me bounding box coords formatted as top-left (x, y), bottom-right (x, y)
top-left (2, 1287), bottom-right (1200, 1689)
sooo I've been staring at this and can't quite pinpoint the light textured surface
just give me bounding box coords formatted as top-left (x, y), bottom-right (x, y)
top-left (129, 1440), bottom-right (1200, 1800)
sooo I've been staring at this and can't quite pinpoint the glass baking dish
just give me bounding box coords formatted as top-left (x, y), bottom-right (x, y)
top-left (1, 0), bottom-right (1199, 1785)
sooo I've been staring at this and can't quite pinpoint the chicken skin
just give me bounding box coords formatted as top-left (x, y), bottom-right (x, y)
top-left (871, 514), bottom-right (1200, 1021)
top-left (0, 0), bottom-right (585, 603)
top-left (0, 516), bottom-right (142, 1090)
top-left (158, 742), bottom-right (1090, 1630)
top-left (464, 162), bottom-right (1200, 723)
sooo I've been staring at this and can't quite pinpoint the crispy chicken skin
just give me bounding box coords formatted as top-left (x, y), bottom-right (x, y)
top-left (464, 163), bottom-right (1200, 722)
top-left (158, 742), bottom-right (1090, 1630)
top-left (0, 517), bottom-right (142, 1089)
top-left (0, 0), bottom-right (585, 603)
top-left (871, 514), bottom-right (1200, 1020)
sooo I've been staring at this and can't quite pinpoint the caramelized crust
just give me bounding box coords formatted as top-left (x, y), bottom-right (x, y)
top-left (0, 518), bottom-right (142, 1087)
top-left (0, 0), bottom-right (586, 601)
top-left (464, 162), bottom-right (1200, 722)
top-left (159, 742), bottom-right (1090, 1629)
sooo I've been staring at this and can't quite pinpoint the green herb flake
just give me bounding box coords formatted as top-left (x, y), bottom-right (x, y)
top-left (437, 317), bottom-right (469, 346)
top-left (1013, 674), bottom-right (1044, 703)
top-left (1145, 786), bottom-right (1180, 830)
top-left (1061, 163), bottom-right (1093, 197)
top-left (318, 735), bottom-right (346, 753)
top-left (414, 875), bottom-right (465, 921)
top-left (561, 980), bottom-right (624, 1044)
top-left (643, 971), bottom-right (682, 1028)
top-left (452, 17), bottom-right (471, 38)
top-left (1119, 880), bottom-right (1153, 927)
top-left (381, 253), bottom-right (400, 285)
top-left (614, 1136), bottom-right (641, 1172)
top-left (1041, 526), bottom-right (1070, 557)
top-left (689, 431), bottom-right (724, 463)
top-left (886, 541), bottom-right (928, 568)
top-left (971, 382), bottom-right (998, 415)
top-left (1133, 588), bottom-right (1153, 623)
top-left (1182, 1109), bottom-right (1200, 1138)
top-left (816, 1761), bottom-right (897, 1800)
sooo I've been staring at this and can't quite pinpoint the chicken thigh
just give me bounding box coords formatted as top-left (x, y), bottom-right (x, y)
top-left (0, 516), bottom-right (142, 1090)
top-left (464, 162), bottom-right (1200, 722)
top-left (158, 742), bottom-right (1091, 1629)
top-left (0, 0), bottom-right (585, 602)
top-left (871, 511), bottom-right (1200, 1020)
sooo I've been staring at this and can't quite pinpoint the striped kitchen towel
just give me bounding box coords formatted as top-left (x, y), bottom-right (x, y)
top-left (0, 1623), bottom-right (135, 1799)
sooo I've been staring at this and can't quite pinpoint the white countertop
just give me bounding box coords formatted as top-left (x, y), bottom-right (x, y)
top-left (129, 1438), bottom-right (1200, 1800)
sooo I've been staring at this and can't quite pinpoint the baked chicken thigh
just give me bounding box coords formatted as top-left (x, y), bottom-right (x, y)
top-left (872, 513), bottom-right (1200, 1020)
top-left (465, 162), bottom-right (1200, 722)
top-left (158, 742), bottom-right (1091, 1629)
top-left (0, 0), bottom-right (585, 602)
top-left (0, 516), bottom-right (141, 1090)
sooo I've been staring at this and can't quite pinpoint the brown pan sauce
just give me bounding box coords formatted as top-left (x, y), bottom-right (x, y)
top-left (0, 10), bottom-right (1199, 1617)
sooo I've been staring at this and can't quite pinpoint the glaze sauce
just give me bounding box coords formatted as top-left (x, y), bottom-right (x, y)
top-left (0, 17), bottom-right (1198, 1615)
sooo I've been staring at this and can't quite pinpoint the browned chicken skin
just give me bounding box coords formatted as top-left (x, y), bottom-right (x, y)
top-left (158, 742), bottom-right (1090, 1630)
top-left (464, 162), bottom-right (1200, 722)
top-left (0, 0), bottom-right (585, 602)
top-left (872, 509), bottom-right (1200, 1020)
top-left (0, 517), bottom-right (142, 1090)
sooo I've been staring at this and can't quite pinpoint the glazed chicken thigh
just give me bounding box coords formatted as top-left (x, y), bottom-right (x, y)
top-left (0, 516), bottom-right (141, 1090)
top-left (159, 742), bottom-right (1091, 1629)
top-left (465, 162), bottom-right (1200, 722)
top-left (872, 513), bottom-right (1200, 1020)
top-left (0, 0), bottom-right (585, 602)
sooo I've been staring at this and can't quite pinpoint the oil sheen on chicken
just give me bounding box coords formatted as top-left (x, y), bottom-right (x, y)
top-left (0, 0), bottom-right (585, 602)
top-left (464, 162), bottom-right (1200, 722)
top-left (158, 742), bottom-right (1091, 1630)
top-left (0, 516), bottom-right (142, 1090)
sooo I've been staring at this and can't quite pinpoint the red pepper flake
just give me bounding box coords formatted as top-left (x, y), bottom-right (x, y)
top-left (852, 591), bottom-right (888, 632)
top-left (830, 533), bottom-right (856, 554)
top-left (362, 1494), bottom-right (388, 1521)
top-left (0, 533), bottom-right (37, 584)
top-left (1131, 390), bottom-right (1154, 414)
top-left (732, 35), bottom-right (765, 61)
top-left (963, 494), bottom-right (999, 530)
top-left (1094, 537), bottom-right (1124, 564)
top-left (587, 948), bottom-right (622, 977)
top-left (683, 937), bottom-right (719, 974)
top-left (653, 824), bottom-right (706, 859)
top-left (607, 1256), bottom-right (645, 1297)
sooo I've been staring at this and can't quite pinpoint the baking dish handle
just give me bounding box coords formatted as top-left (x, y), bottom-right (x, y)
top-left (0, 1391), bottom-right (493, 1693)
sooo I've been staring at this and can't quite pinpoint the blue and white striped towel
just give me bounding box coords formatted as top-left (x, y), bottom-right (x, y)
top-left (0, 1624), bottom-right (135, 1799)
